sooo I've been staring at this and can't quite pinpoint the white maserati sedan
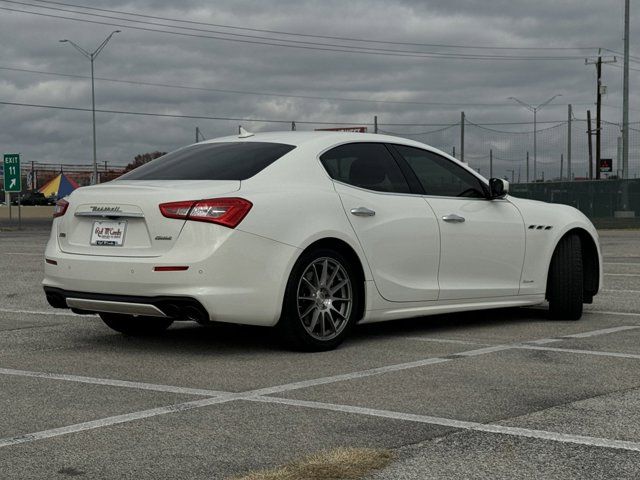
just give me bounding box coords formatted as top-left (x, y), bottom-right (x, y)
top-left (43, 131), bottom-right (601, 350)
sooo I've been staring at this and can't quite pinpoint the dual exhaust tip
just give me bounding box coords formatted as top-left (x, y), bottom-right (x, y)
top-left (159, 302), bottom-right (210, 324)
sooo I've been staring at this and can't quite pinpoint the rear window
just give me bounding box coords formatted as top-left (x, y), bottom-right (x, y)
top-left (119, 142), bottom-right (296, 181)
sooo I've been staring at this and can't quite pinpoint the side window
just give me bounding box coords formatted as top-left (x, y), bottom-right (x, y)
top-left (394, 145), bottom-right (486, 198)
top-left (320, 143), bottom-right (411, 194)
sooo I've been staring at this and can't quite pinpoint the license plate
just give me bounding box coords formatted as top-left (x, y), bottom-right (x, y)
top-left (91, 221), bottom-right (127, 246)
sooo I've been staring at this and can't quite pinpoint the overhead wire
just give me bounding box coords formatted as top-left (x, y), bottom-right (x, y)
top-left (29, 0), bottom-right (601, 52)
top-left (0, 99), bottom-right (571, 126)
top-left (0, 2), bottom-right (597, 61)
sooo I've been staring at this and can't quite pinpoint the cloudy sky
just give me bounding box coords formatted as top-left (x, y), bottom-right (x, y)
top-left (0, 0), bottom-right (639, 178)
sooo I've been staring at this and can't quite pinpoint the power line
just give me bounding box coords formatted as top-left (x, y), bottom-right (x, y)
top-left (0, 3), bottom-right (595, 61)
top-left (0, 64), bottom-right (595, 108)
top-left (30, 0), bottom-right (601, 52)
top-left (602, 48), bottom-right (640, 63)
top-left (378, 124), bottom-right (458, 136)
top-left (608, 62), bottom-right (640, 73)
top-left (465, 119), bottom-right (568, 134)
top-left (0, 99), bottom-right (572, 126)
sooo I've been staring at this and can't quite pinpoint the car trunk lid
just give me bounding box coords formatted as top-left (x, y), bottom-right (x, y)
top-left (57, 180), bottom-right (240, 257)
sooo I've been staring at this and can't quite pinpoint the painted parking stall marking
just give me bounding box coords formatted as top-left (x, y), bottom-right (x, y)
top-left (1, 323), bottom-right (639, 450)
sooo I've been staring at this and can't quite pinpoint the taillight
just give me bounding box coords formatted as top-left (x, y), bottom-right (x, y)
top-left (53, 199), bottom-right (69, 218)
top-left (159, 197), bottom-right (252, 228)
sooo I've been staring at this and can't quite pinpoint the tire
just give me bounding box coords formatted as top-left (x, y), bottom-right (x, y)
top-left (99, 313), bottom-right (173, 335)
top-left (278, 248), bottom-right (361, 351)
top-left (547, 234), bottom-right (583, 320)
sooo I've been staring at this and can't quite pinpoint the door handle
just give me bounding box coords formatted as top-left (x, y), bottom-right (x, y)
top-left (350, 207), bottom-right (376, 217)
top-left (442, 213), bottom-right (465, 223)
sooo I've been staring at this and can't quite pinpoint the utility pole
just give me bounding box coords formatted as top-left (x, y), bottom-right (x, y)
top-left (586, 50), bottom-right (616, 179)
top-left (567, 104), bottom-right (572, 181)
top-left (587, 109), bottom-right (594, 179)
top-left (560, 154), bottom-right (564, 180)
top-left (60, 31), bottom-right (121, 185)
top-left (489, 149), bottom-right (493, 178)
top-left (623, 0), bottom-right (630, 179)
top-left (526, 151), bottom-right (530, 183)
top-left (291, 121), bottom-right (296, 131)
top-left (374, 116), bottom-right (378, 134)
top-left (460, 111), bottom-right (465, 163)
top-left (617, 136), bottom-right (623, 177)
top-left (195, 126), bottom-right (200, 143)
top-left (508, 95), bottom-right (562, 182)
top-left (104, 161), bottom-right (108, 172)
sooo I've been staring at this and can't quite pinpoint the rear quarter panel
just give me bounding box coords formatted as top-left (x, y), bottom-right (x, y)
top-left (235, 142), bottom-right (374, 307)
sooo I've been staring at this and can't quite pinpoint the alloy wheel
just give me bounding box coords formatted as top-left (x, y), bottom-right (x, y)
top-left (296, 257), bottom-right (353, 341)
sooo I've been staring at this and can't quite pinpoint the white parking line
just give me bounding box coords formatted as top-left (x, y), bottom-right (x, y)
top-left (516, 345), bottom-right (640, 360)
top-left (0, 308), bottom-right (83, 317)
top-left (250, 396), bottom-right (640, 453)
top-left (560, 325), bottom-right (640, 338)
top-left (0, 395), bottom-right (236, 449)
top-left (247, 356), bottom-right (454, 397)
top-left (0, 324), bottom-right (638, 448)
top-left (0, 368), bottom-right (228, 397)
top-left (404, 337), bottom-right (492, 346)
top-left (588, 311), bottom-right (640, 317)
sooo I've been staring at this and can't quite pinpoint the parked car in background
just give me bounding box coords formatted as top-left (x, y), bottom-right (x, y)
top-left (43, 131), bottom-right (602, 351)
top-left (12, 191), bottom-right (55, 206)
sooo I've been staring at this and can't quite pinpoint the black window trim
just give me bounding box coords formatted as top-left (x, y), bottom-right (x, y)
top-left (387, 143), bottom-right (491, 200)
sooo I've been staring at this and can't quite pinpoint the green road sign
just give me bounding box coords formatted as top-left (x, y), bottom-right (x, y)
top-left (3, 153), bottom-right (21, 192)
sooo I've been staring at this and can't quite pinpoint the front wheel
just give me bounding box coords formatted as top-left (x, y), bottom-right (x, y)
top-left (279, 248), bottom-right (360, 351)
top-left (547, 234), bottom-right (583, 320)
top-left (99, 313), bottom-right (174, 335)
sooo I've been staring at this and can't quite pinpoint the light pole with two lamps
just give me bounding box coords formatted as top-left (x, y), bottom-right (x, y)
top-left (508, 94), bottom-right (562, 182)
top-left (60, 30), bottom-right (120, 185)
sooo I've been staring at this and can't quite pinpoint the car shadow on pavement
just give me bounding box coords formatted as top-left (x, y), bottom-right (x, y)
top-left (353, 307), bottom-right (550, 342)
top-left (77, 307), bottom-right (548, 354)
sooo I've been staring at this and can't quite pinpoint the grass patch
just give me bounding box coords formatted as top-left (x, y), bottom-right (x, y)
top-left (230, 447), bottom-right (394, 480)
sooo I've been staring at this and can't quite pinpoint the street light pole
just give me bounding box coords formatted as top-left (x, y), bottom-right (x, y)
top-left (60, 31), bottom-right (120, 185)
top-left (508, 94), bottom-right (562, 182)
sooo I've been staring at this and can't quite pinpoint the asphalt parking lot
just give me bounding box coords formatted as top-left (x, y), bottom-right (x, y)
top-left (1, 224), bottom-right (640, 479)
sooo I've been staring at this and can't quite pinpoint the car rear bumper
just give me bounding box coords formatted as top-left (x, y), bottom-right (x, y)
top-left (42, 223), bottom-right (301, 326)
top-left (44, 286), bottom-right (210, 321)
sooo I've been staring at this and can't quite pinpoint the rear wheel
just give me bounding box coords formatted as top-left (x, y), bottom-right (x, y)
top-left (99, 313), bottom-right (173, 335)
top-left (547, 234), bottom-right (583, 320)
top-left (279, 248), bottom-right (360, 351)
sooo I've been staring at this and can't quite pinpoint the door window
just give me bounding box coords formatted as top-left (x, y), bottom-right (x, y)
top-left (393, 145), bottom-right (486, 198)
top-left (320, 143), bottom-right (411, 193)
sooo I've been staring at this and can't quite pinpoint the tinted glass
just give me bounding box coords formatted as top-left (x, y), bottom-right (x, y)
top-left (119, 142), bottom-right (295, 181)
top-left (394, 145), bottom-right (486, 198)
top-left (320, 143), bottom-right (411, 193)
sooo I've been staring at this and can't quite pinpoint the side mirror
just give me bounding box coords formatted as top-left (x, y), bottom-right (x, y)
top-left (488, 178), bottom-right (509, 199)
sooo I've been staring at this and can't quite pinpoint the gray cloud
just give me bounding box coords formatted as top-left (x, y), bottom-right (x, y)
top-left (0, 0), bottom-right (639, 179)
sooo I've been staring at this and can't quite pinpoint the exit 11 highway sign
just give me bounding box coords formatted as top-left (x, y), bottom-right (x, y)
top-left (3, 153), bottom-right (21, 192)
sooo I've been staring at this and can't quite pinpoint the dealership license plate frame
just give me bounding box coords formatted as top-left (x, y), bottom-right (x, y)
top-left (90, 220), bottom-right (127, 247)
